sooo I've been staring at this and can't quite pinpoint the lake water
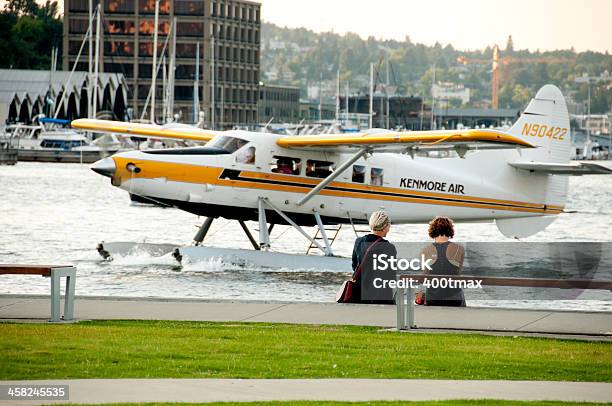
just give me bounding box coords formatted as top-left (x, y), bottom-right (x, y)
top-left (1, 162), bottom-right (611, 311)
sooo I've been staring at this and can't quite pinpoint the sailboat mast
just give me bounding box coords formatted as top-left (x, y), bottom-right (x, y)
top-left (167, 17), bottom-right (177, 122)
top-left (193, 41), bottom-right (200, 125)
top-left (150, 0), bottom-right (160, 124)
top-left (211, 36), bottom-right (215, 129)
top-left (88, 0), bottom-right (93, 119)
top-left (92, 3), bottom-right (101, 119)
top-left (369, 63), bottom-right (373, 128)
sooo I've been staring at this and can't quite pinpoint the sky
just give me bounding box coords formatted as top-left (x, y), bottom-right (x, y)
top-left (3, 0), bottom-right (610, 52)
top-left (257, 0), bottom-right (611, 53)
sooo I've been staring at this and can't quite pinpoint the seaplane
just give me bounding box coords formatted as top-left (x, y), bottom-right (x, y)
top-left (73, 85), bottom-right (611, 270)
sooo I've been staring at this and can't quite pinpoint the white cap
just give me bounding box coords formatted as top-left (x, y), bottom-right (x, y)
top-left (369, 211), bottom-right (390, 232)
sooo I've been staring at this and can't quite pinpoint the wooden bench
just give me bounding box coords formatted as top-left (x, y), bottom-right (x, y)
top-left (395, 274), bottom-right (612, 330)
top-left (0, 265), bottom-right (76, 322)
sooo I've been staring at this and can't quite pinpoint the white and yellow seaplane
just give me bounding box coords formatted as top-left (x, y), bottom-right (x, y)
top-left (73, 85), bottom-right (611, 269)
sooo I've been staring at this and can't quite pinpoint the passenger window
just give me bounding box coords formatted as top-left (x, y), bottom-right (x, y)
top-left (352, 165), bottom-right (366, 183)
top-left (371, 168), bottom-right (384, 186)
top-left (271, 156), bottom-right (301, 175)
top-left (306, 160), bottom-right (335, 179)
top-left (235, 145), bottom-right (255, 164)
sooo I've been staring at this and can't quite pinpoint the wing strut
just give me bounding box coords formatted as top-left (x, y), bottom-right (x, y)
top-left (297, 148), bottom-right (369, 206)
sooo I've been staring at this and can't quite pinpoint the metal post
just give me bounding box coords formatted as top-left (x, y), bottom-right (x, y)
top-left (64, 270), bottom-right (76, 321)
top-left (395, 287), bottom-right (405, 330)
top-left (258, 198), bottom-right (270, 249)
top-left (314, 211), bottom-right (333, 256)
top-left (407, 286), bottom-right (415, 329)
top-left (50, 271), bottom-right (60, 322)
top-left (193, 217), bottom-right (214, 246)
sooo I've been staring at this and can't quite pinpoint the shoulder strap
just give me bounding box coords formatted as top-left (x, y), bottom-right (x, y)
top-left (353, 237), bottom-right (383, 280)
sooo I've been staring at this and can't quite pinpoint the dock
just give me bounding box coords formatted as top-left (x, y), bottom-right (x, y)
top-left (1, 295), bottom-right (610, 339)
top-left (0, 131), bottom-right (17, 164)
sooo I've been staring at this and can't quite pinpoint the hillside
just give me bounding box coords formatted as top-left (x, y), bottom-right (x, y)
top-left (261, 22), bottom-right (612, 112)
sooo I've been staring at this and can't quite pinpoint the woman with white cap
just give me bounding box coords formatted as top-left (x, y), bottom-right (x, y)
top-left (348, 210), bottom-right (397, 303)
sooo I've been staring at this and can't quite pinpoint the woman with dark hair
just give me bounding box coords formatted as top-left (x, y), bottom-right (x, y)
top-left (421, 216), bottom-right (466, 307)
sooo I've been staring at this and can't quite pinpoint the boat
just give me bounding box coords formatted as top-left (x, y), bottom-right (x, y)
top-left (6, 118), bottom-right (123, 163)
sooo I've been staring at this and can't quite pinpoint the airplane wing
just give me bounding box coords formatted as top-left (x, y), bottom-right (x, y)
top-left (276, 129), bottom-right (535, 154)
top-left (71, 119), bottom-right (221, 143)
top-left (509, 161), bottom-right (612, 175)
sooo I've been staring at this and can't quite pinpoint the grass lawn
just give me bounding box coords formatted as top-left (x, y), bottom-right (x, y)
top-left (61, 402), bottom-right (612, 406)
top-left (0, 320), bottom-right (610, 381)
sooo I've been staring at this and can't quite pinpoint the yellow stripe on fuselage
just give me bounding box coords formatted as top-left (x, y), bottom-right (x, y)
top-left (111, 157), bottom-right (564, 215)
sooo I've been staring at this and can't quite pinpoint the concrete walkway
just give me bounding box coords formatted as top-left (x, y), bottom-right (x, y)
top-left (1, 295), bottom-right (611, 338)
top-left (1, 379), bottom-right (612, 404)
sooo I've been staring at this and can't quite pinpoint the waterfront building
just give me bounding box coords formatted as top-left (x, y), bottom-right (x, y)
top-left (257, 84), bottom-right (300, 124)
top-left (63, 0), bottom-right (261, 127)
top-left (0, 69), bottom-right (127, 124)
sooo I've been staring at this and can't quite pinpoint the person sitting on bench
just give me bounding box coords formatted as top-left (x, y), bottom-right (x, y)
top-left (421, 216), bottom-right (466, 307)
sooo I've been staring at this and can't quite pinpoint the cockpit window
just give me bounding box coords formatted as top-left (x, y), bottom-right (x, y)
top-left (207, 135), bottom-right (249, 153)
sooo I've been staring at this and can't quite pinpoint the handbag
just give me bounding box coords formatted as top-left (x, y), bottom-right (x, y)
top-left (336, 237), bottom-right (382, 303)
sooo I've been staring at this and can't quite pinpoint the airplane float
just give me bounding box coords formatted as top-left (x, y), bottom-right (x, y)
top-left (73, 85), bottom-right (611, 269)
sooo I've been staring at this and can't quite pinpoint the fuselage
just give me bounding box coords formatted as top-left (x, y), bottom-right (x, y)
top-left (95, 129), bottom-right (564, 227)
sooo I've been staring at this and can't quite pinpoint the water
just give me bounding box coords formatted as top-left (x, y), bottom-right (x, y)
top-left (1, 162), bottom-right (611, 310)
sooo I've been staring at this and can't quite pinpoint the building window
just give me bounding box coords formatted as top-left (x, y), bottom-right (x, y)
top-left (105, 63), bottom-right (133, 76)
top-left (176, 43), bottom-right (198, 58)
top-left (175, 0), bottom-right (204, 15)
top-left (68, 0), bottom-right (88, 12)
top-left (105, 0), bottom-right (135, 13)
top-left (177, 22), bottom-right (204, 37)
top-left (138, 64), bottom-right (153, 78)
top-left (139, 20), bottom-right (170, 36)
top-left (176, 65), bottom-right (199, 80)
top-left (139, 0), bottom-right (170, 14)
top-left (138, 42), bottom-right (162, 57)
top-left (106, 20), bottom-right (135, 35)
top-left (105, 41), bottom-right (134, 56)
top-left (68, 19), bottom-right (88, 34)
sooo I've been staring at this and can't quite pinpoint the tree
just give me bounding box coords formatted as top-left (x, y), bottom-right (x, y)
top-left (0, 0), bottom-right (62, 69)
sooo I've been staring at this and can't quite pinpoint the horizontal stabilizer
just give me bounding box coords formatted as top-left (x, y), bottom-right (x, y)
top-left (509, 161), bottom-right (612, 175)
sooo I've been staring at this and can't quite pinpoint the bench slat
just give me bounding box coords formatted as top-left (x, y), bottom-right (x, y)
top-left (0, 265), bottom-right (72, 277)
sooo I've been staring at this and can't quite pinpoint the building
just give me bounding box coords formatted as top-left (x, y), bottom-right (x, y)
top-left (63, 0), bottom-right (261, 127)
top-left (299, 99), bottom-right (336, 123)
top-left (432, 83), bottom-right (470, 105)
top-left (571, 114), bottom-right (611, 136)
top-left (0, 69), bottom-right (127, 124)
top-left (432, 107), bottom-right (520, 129)
top-left (340, 95), bottom-right (427, 130)
top-left (258, 84), bottom-right (300, 124)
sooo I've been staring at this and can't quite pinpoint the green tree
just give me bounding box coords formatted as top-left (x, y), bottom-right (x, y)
top-left (0, 0), bottom-right (62, 69)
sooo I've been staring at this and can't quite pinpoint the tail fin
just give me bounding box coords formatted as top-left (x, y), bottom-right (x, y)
top-left (497, 85), bottom-right (570, 238)
top-left (507, 84), bottom-right (571, 163)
